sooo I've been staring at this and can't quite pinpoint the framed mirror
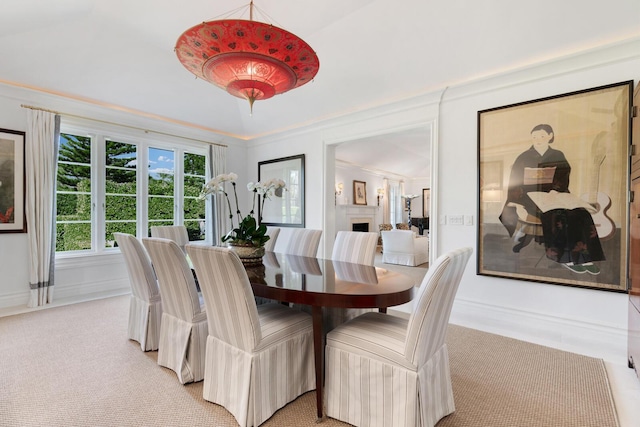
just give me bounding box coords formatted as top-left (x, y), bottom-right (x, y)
top-left (258, 154), bottom-right (305, 227)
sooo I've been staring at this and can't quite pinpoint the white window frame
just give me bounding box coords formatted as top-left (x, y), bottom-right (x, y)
top-left (56, 118), bottom-right (210, 261)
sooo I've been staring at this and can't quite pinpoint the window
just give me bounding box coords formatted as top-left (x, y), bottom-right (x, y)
top-left (105, 140), bottom-right (137, 246)
top-left (183, 152), bottom-right (206, 241)
top-left (147, 147), bottom-right (175, 234)
top-left (55, 122), bottom-right (209, 254)
top-left (56, 133), bottom-right (92, 252)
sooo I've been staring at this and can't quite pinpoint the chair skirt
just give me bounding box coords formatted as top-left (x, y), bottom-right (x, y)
top-left (202, 324), bottom-right (315, 427)
top-left (157, 312), bottom-right (207, 384)
top-left (325, 332), bottom-right (454, 427)
top-left (128, 295), bottom-right (162, 352)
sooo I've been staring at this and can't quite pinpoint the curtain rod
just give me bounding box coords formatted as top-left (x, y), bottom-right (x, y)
top-left (20, 104), bottom-right (228, 148)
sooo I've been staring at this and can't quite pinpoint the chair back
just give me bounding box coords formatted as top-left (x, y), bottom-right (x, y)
top-left (285, 229), bottom-right (322, 257)
top-left (150, 225), bottom-right (189, 252)
top-left (142, 237), bottom-right (203, 321)
top-left (264, 226), bottom-right (280, 252)
top-left (114, 233), bottom-right (160, 301)
top-left (331, 231), bottom-right (379, 266)
top-left (186, 245), bottom-right (261, 351)
top-left (404, 247), bottom-right (472, 366)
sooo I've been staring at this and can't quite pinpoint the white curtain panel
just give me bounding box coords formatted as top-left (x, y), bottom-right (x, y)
top-left (398, 180), bottom-right (406, 225)
top-left (209, 144), bottom-right (227, 246)
top-left (382, 178), bottom-right (390, 224)
top-left (25, 110), bottom-right (59, 308)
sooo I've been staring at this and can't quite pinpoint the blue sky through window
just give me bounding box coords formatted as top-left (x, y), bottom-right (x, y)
top-left (148, 147), bottom-right (174, 178)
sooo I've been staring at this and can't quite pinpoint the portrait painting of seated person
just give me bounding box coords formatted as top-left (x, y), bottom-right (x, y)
top-left (499, 124), bottom-right (605, 275)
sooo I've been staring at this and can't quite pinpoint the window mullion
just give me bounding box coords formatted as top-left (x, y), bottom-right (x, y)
top-left (95, 135), bottom-right (105, 251)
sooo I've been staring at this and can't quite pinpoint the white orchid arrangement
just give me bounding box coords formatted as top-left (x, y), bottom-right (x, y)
top-left (198, 173), bottom-right (286, 246)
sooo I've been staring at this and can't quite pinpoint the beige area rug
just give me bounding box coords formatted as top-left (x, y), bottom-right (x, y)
top-left (0, 296), bottom-right (618, 427)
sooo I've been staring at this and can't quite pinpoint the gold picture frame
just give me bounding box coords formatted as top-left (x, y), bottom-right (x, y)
top-left (353, 180), bottom-right (367, 205)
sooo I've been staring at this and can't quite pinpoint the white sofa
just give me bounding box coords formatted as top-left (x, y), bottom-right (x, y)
top-left (381, 229), bottom-right (429, 266)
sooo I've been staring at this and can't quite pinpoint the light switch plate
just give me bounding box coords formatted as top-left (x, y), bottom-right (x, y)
top-left (448, 215), bottom-right (464, 225)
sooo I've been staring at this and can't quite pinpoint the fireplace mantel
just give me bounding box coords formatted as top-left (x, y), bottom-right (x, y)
top-left (336, 205), bottom-right (379, 232)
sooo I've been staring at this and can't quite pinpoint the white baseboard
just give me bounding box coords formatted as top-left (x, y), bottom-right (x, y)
top-left (449, 298), bottom-right (628, 365)
top-left (0, 290), bottom-right (30, 310)
top-left (0, 279), bottom-right (130, 318)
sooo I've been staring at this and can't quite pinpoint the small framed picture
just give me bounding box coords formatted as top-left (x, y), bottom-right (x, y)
top-left (353, 180), bottom-right (367, 205)
top-left (422, 188), bottom-right (430, 217)
top-left (0, 128), bottom-right (26, 233)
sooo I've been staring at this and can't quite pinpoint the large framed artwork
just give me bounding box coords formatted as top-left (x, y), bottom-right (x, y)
top-left (0, 128), bottom-right (26, 233)
top-left (477, 81), bottom-right (633, 292)
top-left (258, 154), bottom-right (305, 227)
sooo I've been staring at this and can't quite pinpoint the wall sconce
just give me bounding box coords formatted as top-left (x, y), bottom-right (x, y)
top-left (335, 182), bottom-right (343, 205)
top-left (376, 188), bottom-right (385, 206)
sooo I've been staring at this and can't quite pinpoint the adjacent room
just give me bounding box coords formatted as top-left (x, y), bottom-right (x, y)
top-left (1, 1), bottom-right (639, 426)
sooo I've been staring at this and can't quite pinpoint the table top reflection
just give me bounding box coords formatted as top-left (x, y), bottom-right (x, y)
top-left (245, 251), bottom-right (416, 309)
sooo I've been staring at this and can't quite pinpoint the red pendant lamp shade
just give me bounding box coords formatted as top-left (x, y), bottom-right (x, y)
top-left (175, 12), bottom-right (319, 112)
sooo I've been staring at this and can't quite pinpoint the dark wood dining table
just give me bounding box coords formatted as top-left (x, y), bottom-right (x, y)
top-left (245, 251), bottom-right (417, 420)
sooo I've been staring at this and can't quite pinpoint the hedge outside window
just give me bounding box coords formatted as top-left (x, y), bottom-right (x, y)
top-left (55, 128), bottom-right (208, 254)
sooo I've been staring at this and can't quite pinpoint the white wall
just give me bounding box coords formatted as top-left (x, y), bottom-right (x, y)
top-left (0, 83), bottom-right (247, 311)
top-left (0, 91), bottom-right (31, 307)
top-left (248, 38), bottom-right (639, 364)
top-left (437, 39), bottom-right (638, 364)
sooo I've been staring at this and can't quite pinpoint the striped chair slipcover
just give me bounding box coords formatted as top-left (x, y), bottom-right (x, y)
top-left (331, 231), bottom-right (379, 266)
top-left (114, 233), bottom-right (162, 352)
top-left (150, 225), bottom-right (189, 253)
top-left (186, 244), bottom-right (315, 427)
top-left (285, 228), bottom-right (322, 257)
top-left (327, 231), bottom-right (380, 330)
top-left (263, 226), bottom-right (280, 252)
top-left (325, 247), bottom-right (473, 427)
top-left (142, 237), bottom-right (207, 384)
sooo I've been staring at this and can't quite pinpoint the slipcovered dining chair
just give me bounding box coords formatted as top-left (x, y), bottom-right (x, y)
top-left (186, 244), bottom-right (315, 427)
top-left (150, 225), bottom-right (189, 253)
top-left (325, 247), bottom-right (473, 427)
top-left (328, 231), bottom-right (379, 331)
top-left (285, 228), bottom-right (322, 257)
top-left (114, 232), bottom-right (162, 352)
top-left (142, 237), bottom-right (207, 384)
top-left (263, 226), bottom-right (280, 252)
top-left (331, 231), bottom-right (379, 266)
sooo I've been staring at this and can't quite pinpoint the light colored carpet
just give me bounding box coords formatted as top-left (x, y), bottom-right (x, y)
top-left (0, 295), bottom-right (618, 427)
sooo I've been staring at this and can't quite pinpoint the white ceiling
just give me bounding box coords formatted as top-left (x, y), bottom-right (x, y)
top-left (0, 0), bottom-right (638, 169)
top-left (335, 127), bottom-right (430, 179)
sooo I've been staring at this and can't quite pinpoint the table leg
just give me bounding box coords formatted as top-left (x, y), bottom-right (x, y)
top-left (312, 305), bottom-right (324, 421)
top-left (379, 307), bottom-right (387, 314)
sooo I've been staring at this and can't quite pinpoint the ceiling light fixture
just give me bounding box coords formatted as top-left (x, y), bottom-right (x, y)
top-left (175, 1), bottom-right (320, 114)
